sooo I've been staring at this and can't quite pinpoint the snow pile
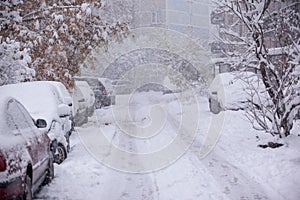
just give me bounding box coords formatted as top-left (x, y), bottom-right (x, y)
top-left (214, 111), bottom-right (300, 200)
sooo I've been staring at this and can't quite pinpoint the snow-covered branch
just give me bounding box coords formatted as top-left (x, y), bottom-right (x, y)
top-left (0, 0), bottom-right (132, 88)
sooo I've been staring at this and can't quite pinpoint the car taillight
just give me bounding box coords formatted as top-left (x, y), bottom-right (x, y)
top-left (0, 152), bottom-right (7, 172)
top-left (102, 89), bottom-right (107, 95)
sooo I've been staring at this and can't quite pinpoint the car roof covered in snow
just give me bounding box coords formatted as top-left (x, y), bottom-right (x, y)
top-left (37, 81), bottom-right (72, 104)
top-left (0, 82), bottom-right (61, 130)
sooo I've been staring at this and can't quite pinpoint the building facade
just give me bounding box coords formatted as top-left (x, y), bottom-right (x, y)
top-left (132, 0), bottom-right (213, 50)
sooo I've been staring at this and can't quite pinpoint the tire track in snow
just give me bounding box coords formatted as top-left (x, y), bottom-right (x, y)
top-left (167, 106), bottom-right (271, 200)
top-left (100, 108), bottom-right (158, 200)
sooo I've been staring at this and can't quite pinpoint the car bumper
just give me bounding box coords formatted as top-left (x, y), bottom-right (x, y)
top-left (0, 177), bottom-right (23, 200)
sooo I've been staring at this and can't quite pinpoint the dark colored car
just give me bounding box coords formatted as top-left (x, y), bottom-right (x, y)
top-left (0, 97), bottom-right (54, 200)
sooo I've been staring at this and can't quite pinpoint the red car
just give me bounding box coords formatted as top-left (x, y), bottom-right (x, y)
top-left (0, 97), bottom-right (54, 200)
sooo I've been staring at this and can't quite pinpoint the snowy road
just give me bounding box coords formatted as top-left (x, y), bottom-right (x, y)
top-left (36, 93), bottom-right (300, 200)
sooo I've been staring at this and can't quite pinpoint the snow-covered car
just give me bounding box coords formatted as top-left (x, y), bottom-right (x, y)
top-left (40, 81), bottom-right (74, 139)
top-left (0, 97), bottom-right (53, 200)
top-left (208, 72), bottom-right (264, 114)
top-left (0, 82), bottom-right (71, 164)
top-left (73, 81), bottom-right (95, 126)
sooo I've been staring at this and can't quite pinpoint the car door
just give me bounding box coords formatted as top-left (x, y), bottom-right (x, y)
top-left (7, 100), bottom-right (42, 185)
top-left (17, 102), bottom-right (51, 181)
top-left (32, 127), bottom-right (50, 176)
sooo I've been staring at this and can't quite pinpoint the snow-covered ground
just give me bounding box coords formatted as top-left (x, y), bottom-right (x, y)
top-left (36, 92), bottom-right (300, 200)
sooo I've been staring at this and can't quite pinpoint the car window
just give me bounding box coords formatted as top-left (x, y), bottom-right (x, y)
top-left (7, 99), bottom-right (35, 132)
top-left (6, 108), bottom-right (18, 133)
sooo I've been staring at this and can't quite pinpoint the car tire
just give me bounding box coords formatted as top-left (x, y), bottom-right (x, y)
top-left (43, 157), bottom-right (54, 185)
top-left (55, 144), bottom-right (67, 164)
top-left (23, 175), bottom-right (32, 200)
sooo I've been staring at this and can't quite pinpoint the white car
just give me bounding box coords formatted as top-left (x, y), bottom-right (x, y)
top-left (208, 72), bottom-right (265, 114)
top-left (40, 81), bottom-right (74, 147)
top-left (0, 82), bottom-right (71, 164)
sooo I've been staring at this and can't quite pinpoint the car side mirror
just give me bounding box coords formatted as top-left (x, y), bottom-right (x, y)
top-left (58, 104), bottom-right (71, 118)
top-left (36, 119), bottom-right (47, 128)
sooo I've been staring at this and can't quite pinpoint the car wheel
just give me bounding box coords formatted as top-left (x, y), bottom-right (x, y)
top-left (55, 144), bottom-right (67, 164)
top-left (43, 157), bottom-right (54, 185)
top-left (23, 175), bottom-right (32, 200)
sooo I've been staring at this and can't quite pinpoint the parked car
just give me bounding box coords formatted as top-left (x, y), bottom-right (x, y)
top-left (0, 82), bottom-right (71, 164)
top-left (208, 72), bottom-right (265, 114)
top-left (40, 81), bottom-right (74, 148)
top-left (45, 81), bottom-right (73, 114)
top-left (0, 97), bottom-right (54, 200)
top-left (73, 81), bottom-right (95, 126)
